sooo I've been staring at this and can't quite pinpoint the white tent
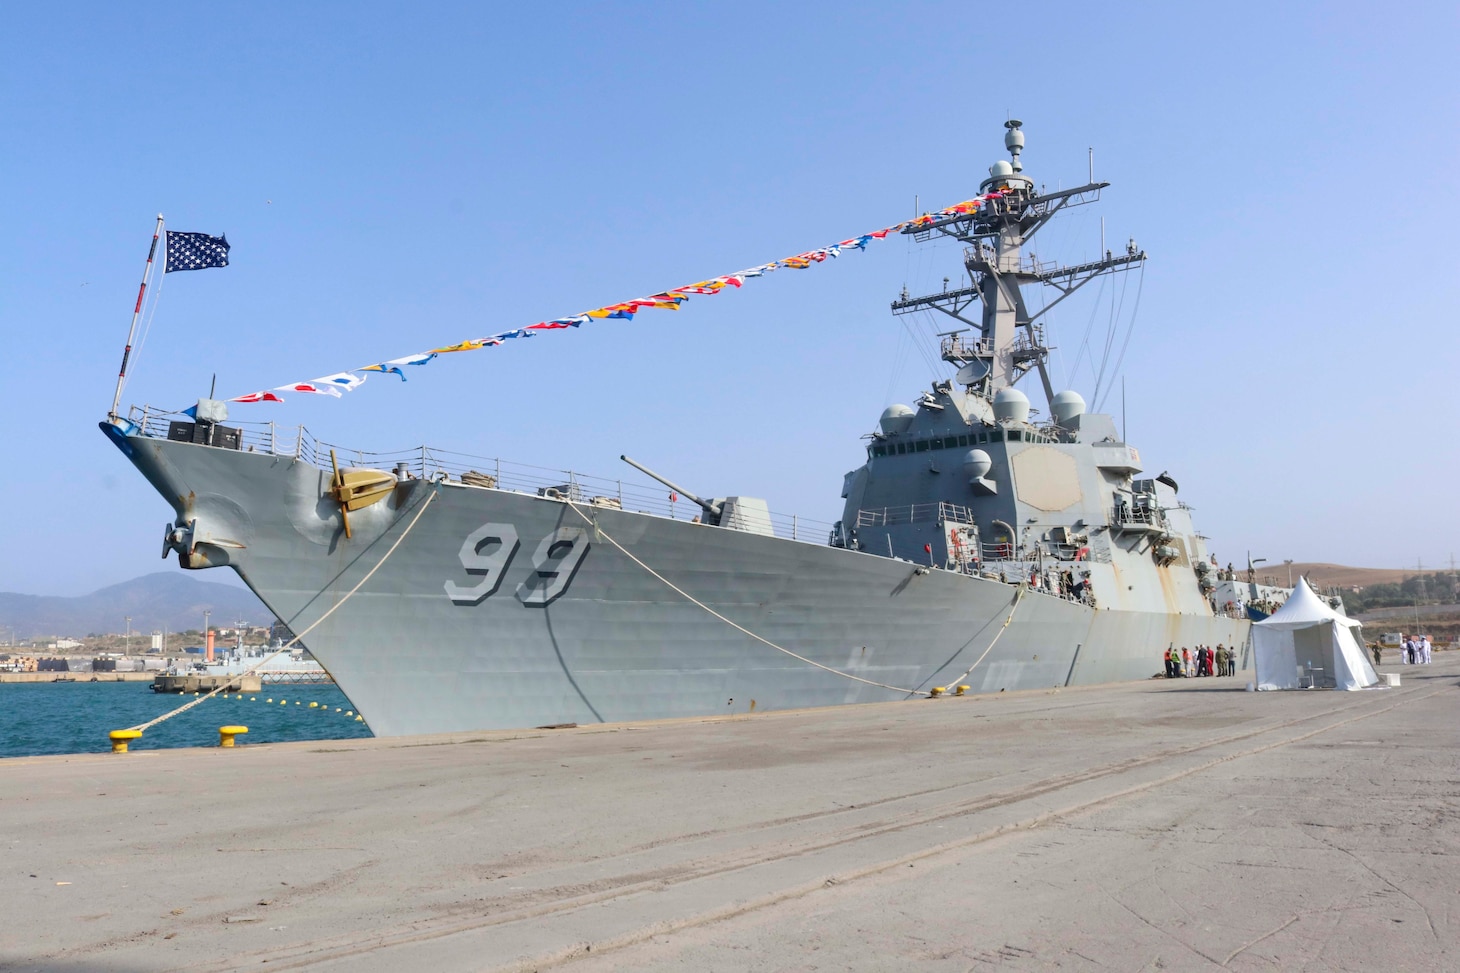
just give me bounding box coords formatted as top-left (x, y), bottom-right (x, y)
top-left (1253, 578), bottom-right (1381, 691)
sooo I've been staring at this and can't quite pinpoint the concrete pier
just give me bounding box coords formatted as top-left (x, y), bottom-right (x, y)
top-left (0, 671), bottom-right (154, 684)
top-left (148, 673), bottom-right (263, 694)
top-left (2, 657), bottom-right (1456, 972)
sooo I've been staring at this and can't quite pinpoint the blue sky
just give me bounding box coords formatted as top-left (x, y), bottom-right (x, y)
top-left (1, 2), bottom-right (1457, 596)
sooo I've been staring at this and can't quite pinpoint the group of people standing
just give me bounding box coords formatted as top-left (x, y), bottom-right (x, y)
top-left (1163, 644), bottom-right (1236, 678)
top-left (1400, 635), bottom-right (1433, 665)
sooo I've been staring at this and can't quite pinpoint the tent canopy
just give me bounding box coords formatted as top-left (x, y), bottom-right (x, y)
top-left (1253, 578), bottom-right (1380, 691)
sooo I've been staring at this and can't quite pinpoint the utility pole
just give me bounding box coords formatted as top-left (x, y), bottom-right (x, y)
top-left (1414, 557), bottom-right (1423, 635)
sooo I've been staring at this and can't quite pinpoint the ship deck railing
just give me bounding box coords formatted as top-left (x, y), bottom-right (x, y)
top-left (854, 501), bottom-right (973, 528)
top-left (962, 244), bottom-right (1062, 277)
top-left (126, 407), bottom-right (836, 545)
top-left (977, 545), bottom-right (1111, 566)
top-left (939, 334), bottom-right (993, 361)
top-left (1110, 506), bottom-right (1167, 532)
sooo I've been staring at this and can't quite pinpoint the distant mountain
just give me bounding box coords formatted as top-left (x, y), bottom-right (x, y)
top-left (0, 572), bottom-right (273, 639)
top-left (1262, 563), bottom-right (1423, 589)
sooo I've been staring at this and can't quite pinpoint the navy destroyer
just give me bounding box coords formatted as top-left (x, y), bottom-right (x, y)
top-left (102, 121), bottom-right (1249, 735)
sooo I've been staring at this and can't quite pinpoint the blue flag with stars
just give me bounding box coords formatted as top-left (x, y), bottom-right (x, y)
top-left (165, 231), bottom-right (230, 272)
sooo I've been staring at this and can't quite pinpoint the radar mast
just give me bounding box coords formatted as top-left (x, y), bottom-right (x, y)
top-left (891, 120), bottom-right (1145, 409)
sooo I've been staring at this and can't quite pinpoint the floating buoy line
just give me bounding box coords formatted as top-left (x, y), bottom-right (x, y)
top-left (108, 487), bottom-right (439, 752)
top-left (107, 695), bottom-right (366, 752)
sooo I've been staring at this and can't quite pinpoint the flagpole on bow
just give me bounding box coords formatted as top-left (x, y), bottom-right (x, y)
top-left (109, 214), bottom-right (165, 421)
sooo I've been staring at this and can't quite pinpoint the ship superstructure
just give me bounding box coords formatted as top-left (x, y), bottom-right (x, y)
top-left (102, 121), bottom-right (1249, 736)
top-left (835, 120), bottom-right (1220, 618)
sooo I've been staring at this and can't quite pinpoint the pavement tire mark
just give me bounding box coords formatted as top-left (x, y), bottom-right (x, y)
top-left (147, 683), bottom-right (1453, 973)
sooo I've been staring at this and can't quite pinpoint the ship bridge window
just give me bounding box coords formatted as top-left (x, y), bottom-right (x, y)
top-left (1008, 430), bottom-right (1022, 442)
top-left (886, 435), bottom-right (991, 454)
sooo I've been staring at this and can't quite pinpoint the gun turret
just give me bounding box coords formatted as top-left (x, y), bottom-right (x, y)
top-left (620, 455), bottom-right (722, 523)
top-left (621, 455), bottom-right (724, 523)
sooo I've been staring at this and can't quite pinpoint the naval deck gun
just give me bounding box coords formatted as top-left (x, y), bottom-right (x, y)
top-left (621, 455), bottom-right (775, 536)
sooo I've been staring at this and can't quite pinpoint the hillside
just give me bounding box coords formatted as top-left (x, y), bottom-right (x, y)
top-left (1256, 563), bottom-right (1421, 589)
top-left (0, 573), bottom-right (272, 639)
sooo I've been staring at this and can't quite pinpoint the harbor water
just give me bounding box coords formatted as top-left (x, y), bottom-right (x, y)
top-left (0, 681), bottom-right (373, 758)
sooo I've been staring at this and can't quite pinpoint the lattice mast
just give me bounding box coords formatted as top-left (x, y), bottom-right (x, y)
top-left (891, 120), bottom-right (1145, 409)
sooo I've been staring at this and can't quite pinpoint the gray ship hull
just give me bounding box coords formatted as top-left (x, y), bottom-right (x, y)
top-left (117, 432), bottom-right (1248, 736)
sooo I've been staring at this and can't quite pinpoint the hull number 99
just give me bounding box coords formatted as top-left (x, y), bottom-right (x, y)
top-left (445, 523), bottom-right (590, 607)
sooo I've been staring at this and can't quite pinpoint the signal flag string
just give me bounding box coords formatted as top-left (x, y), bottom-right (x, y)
top-left (224, 191), bottom-right (1007, 405)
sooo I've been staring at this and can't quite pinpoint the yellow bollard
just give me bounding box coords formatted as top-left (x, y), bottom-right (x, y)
top-left (219, 725), bottom-right (248, 748)
top-left (930, 686), bottom-right (945, 697)
top-left (109, 729), bottom-right (142, 753)
top-left (955, 685), bottom-right (971, 696)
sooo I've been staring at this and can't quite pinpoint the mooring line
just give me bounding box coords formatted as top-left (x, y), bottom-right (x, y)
top-left (124, 488), bottom-right (439, 734)
top-left (563, 499), bottom-right (1024, 697)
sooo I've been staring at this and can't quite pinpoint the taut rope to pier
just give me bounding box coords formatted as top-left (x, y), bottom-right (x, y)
top-left (564, 499), bottom-right (1026, 698)
top-left (937, 582), bottom-right (1028, 690)
top-left (120, 487), bottom-right (439, 737)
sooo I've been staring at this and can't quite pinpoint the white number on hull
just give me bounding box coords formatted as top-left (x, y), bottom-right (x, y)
top-left (444, 522), bottom-right (521, 605)
top-left (445, 522), bottom-right (591, 606)
top-left (516, 527), bottom-right (590, 607)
